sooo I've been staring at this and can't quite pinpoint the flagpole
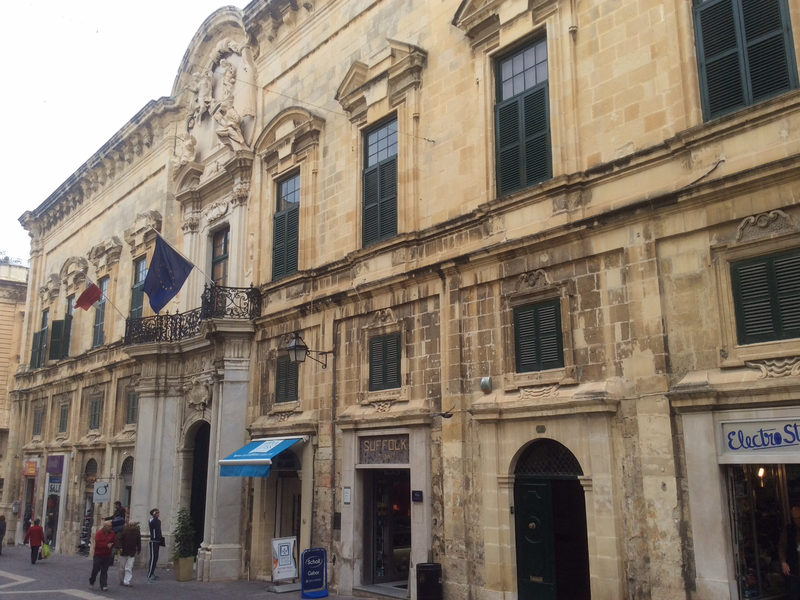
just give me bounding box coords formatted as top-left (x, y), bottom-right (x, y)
top-left (81, 273), bottom-right (129, 320)
top-left (146, 225), bottom-right (217, 286)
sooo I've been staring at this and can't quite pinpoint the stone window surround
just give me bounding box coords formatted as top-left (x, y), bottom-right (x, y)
top-left (712, 227), bottom-right (800, 368)
top-left (501, 275), bottom-right (577, 390)
top-left (358, 313), bottom-right (410, 406)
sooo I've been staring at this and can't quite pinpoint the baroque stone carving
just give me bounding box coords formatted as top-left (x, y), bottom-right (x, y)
top-left (88, 236), bottom-right (123, 272)
top-left (39, 273), bottom-right (62, 304)
top-left (187, 70), bottom-right (214, 130)
top-left (514, 270), bottom-right (551, 294)
top-left (124, 211), bottom-right (162, 254)
top-left (372, 400), bottom-right (393, 413)
top-left (204, 199), bottom-right (229, 223)
top-left (213, 98), bottom-right (250, 150)
top-left (736, 210), bottom-right (795, 242)
top-left (219, 59), bottom-right (236, 100)
top-left (182, 215), bottom-right (200, 234)
top-left (170, 133), bottom-right (197, 180)
top-left (184, 378), bottom-right (212, 411)
top-left (367, 308), bottom-right (397, 328)
top-left (745, 357), bottom-right (800, 379)
top-left (519, 385), bottom-right (560, 400)
top-left (231, 182), bottom-right (250, 205)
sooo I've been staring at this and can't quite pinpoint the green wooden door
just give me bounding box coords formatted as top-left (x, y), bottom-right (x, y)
top-left (515, 479), bottom-right (556, 600)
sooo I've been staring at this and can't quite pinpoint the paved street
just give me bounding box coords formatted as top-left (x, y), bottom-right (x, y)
top-left (0, 546), bottom-right (362, 600)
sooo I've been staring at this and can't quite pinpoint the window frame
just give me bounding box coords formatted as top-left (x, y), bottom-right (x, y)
top-left (275, 355), bottom-right (300, 403)
top-left (368, 332), bottom-right (402, 392)
top-left (130, 256), bottom-right (147, 320)
top-left (513, 298), bottom-right (565, 373)
top-left (58, 403), bottom-right (69, 434)
top-left (362, 117), bottom-right (399, 247)
top-left (33, 407), bottom-right (44, 437)
top-left (211, 228), bottom-right (230, 287)
top-left (126, 391), bottom-right (139, 425)
top-left (89, 397), bottom-right (102, 431)
top-left (273, 172), bottom-right (301, 281)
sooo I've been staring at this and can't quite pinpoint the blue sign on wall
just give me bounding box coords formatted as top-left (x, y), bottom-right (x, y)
top-left (301, 548), bottom-right (328, 598)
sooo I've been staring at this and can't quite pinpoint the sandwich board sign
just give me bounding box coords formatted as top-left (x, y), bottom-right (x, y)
top-left (301, 548), bottom-right (328, 598)
top-left (272, 537), bottom-right (298, 581)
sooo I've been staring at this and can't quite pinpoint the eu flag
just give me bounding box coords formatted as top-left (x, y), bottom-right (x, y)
top-left (143, 236), bottom-right (194, 314)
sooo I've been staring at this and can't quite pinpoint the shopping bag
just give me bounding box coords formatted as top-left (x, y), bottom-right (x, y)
top-left (41, 544), bottom-right (51, 559)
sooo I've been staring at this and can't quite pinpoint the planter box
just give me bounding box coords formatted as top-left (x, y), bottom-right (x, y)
top-left (174, 556), bottom-right (195, 582)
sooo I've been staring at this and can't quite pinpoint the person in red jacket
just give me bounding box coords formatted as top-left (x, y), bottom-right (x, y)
top-left (89, 520), bottom-right (117, 591)
top-left (23, 518), bottom-right (44, 564)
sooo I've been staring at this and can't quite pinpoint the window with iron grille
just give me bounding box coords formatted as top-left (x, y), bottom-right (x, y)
top-left (126, 391), bottom-right (139, 425)
top-left (731, 247), bottom-right (800, 345)
top-left (693, 0), bottom-right (798, 121)
top-left (514, 299), bottom-right (564, 373)
top-left (212, 228), bottom-right (230, 286)
top-left (363, 119), bottom-right (398, 247)
top-left (131, 257), bottom-right (147, 319)
top-left (273, 173), bottom-right (300, 281)
top-left (93, 278), bottom-right (108, 348)
top-left (495, 37), bottom-right (551, 197)
top-left (89, 398), bottom-right (102, 431)
top-left (58, 403), bottom-right (69, 434)
top-left (275, 356), bottom-right (299, 403)
top-left (33, 408), bottom-right (44, 437)
top-left (369, 333), bottom-right (402, 392)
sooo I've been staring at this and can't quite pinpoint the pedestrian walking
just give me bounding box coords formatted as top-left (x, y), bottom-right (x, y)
top-left (0, 515), bottom-right (6, 555)
top-left (147, 508), bottom-right (164, 580)
top-left (89, 520), bottom-right (117, 591)
top-left (23, 518), bottom-right (44, 564)
top-left (117, 521), bottom-right (141, 587)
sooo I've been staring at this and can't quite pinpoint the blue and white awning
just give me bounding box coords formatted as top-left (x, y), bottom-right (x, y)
top-left (219, 436), bottom-right (307, 477)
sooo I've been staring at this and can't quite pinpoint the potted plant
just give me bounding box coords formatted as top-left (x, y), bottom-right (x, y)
top-left (171, 507), bottom-right (196, 582)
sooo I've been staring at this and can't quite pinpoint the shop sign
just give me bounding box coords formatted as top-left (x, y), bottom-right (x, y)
top-left (272, 536), bottom-right (298, 581)
top-left (721, 419), bottom-right (800, 454)
top-left (23, 462), bottom-right (37, 477)
top-left (358, 435), bottom-right (409, 465)
top-left (46, 455), bottom-right (64, 474)
top-left (301, 547), bottom-right (328, 598)
top-left (48, 477), bottom-right (61, 496)
top-left (93, 482), bottom-right (111, 503)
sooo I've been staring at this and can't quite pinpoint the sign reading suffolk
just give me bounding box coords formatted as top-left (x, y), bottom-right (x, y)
top-left (358, 434), bottom-right (410, 465)
top-left (721, 419), bottom-right (800, 456)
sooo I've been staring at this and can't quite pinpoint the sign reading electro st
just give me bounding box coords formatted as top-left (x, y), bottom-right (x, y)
top-left (720, 418), bottom-right (800, 462)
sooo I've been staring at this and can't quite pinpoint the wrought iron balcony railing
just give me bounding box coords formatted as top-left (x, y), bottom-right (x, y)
top-left (124, 285), bottom-right (261, 346)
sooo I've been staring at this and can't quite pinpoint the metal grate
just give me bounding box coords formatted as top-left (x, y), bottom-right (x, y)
top-left (120, 457), bottom-right (134, 475)
top-left (515, 439), bottom-right (583, 477)
top-left (84, 458), bottom-right (98, 475)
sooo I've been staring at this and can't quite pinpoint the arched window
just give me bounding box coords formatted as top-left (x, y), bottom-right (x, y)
top-left (121, 456), bottom-right (134, 475)
top-left (84, 458), bottom-right (98, 476)
top-left (515, 439), bottom-right (582, 477)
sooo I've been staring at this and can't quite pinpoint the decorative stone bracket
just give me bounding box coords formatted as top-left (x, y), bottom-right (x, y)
top-left (88, 236), bottom-right (123, 274)
top-left (124, 211), bottom-right (162, 258)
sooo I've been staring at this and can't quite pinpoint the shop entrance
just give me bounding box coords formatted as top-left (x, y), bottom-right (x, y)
top-left (190, 422), bottom-right (210, 552)
top-left (513, 439), bottom-right (590, 600)
top-left (44, 492), bottom-right (60, 547)
top-left (364, 469), bottom-right (411, 584)
top-left (726, 464), bottom-right (800, 599)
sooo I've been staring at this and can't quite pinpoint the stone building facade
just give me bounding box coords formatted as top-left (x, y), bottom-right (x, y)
top-left (11, 0), bottom-right (800, 599)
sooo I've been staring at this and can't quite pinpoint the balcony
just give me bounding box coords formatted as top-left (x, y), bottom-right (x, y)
top-left (124, 285), bottom-right (261, 346)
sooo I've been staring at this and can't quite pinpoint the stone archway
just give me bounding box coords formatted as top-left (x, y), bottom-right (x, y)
top-left (181, 420), bottom-right (210, 552)
top-left (513, 439), bottom-right (590, 600)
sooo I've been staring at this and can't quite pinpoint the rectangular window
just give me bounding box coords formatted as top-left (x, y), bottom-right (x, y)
top-left (93, 278), bottom-right (108, 348)
top-left (275, 356), bottom-right (299, 403)
top-left (495, 37), bottom-right (551, 196)
top-left (89, 398), bottom-right (102, 431)
top-left (731, 248), bottom-right (800, 345)
top-left (33, 408), bottom-right (43, 437)
top-left (363, 119), bottom-right (398, 247)
top-left (58, 403), bottom-right (69, 434)
top-left (369, 333), bottom-right (402, 392)
top-left (514, 299), bottom-right (564, 373)
top-left (40, 309), bottom-right (49, 366)
top-left (694, 0), bottom-right (798, 121)
top-left (212, 228), bottom-right (230, 287)
top-left (131, 257), bottom-right (147, 319)
top-left (126, 391), bottom-right (139, 425)
top-left (65, 295), bottom-right (74, 357)
top-left (273, 173), bottom-right (301, 281)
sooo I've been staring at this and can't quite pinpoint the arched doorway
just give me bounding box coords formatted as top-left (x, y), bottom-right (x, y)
top-left (121, 457), bottom-right (134, 511)
top-left (189, 422), bottom-right (210, 552)
top-left (514, 439), bottom-right (590, 600)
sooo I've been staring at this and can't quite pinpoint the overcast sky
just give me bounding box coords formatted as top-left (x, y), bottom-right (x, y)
top-left (0, 0), bottom-right (241, 262)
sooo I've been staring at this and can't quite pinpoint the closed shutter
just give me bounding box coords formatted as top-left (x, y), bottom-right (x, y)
top-left (514, 299), bottom-right (564, 373)
top-left (285, 206), bottom-right (300, 276)
top-left (49, 320), bottom-right (65, 361)
top-left (363, 166), bottom-right (380, 246)
top-left (276, 356), bottom-right (299, 403)
top-left (741, 0), bottom-right (793, 103)
top-left (369, 333), bottom-right (402, 391)
top-left (62, 315), bottom-right (72, 359)
top-left (130, 284), bottom-right (144, 320)
top-left (363, 158), bottom-right (397, 247)
top-left (774, 251), bottom-right (800, 336)
top-left (31, 331), bottom-right (42, 369)
top-left (496, 83), bottom-right (550, 196)
top-left (273, 212), bottom-right (287, 280)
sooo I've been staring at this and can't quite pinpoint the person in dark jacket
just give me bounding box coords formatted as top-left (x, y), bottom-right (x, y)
top-left (117, 521), bottom-right (141, 587)
top-left (23, 518), bottom-right (44, 564)
top-left (0, 515), bottom-right (6, 555)
top-left (147, 508), bottom-right (164, 581)
top-left (89, 520), bottom-right (117, 591)
top-left (110, 502), bottom-right (126, 535)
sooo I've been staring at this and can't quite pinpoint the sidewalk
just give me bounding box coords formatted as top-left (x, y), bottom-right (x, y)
top-left (0, 545), bottom-right (364, 599)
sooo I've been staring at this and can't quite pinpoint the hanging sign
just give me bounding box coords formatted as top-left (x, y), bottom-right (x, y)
top-left (93, 482), bottom-right (111, 503)
top-left (301, 548), bottom-right (328, 598)
top-left (272, 537), bottom-right (298, 581)
top-left (23, 462), bottom-right (37, 476)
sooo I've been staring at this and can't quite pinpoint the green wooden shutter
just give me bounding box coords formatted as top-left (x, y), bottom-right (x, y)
top-left (369, 334), bottom-right (402, 391)
top-left (62, 315), bottom-right (72, 359)
top-left (523, 86), bottom-right (550, 185)
top-left (30, 331), bottom-right (42, 369)
top-left (695, 0), bottom-right (747, 119)
top-left (131, 284), bottom-right (144, 320)
top-left (276, 356), bottom-right (299, 403)
top-left (273, 212), bottom-right (287, 280)
top-left (384, 333), bottom-right (401, 389)
top-left (286, 206), bottom-right (300, 276)
top-left (496, 98), bottom-right (522, 195)
top-left (732, 258), bottom-right (776, 344)
top-left (515, 300), bottom-right (564, 373)
top-left (378, 157), bottom-right (398, 240)
top-left (287, 361), bottom-right (299, 402)
top-left (774, 251), bottom-right (800, 337)
top-left (369, 336), bottom-right (384, 391)
top-left (363, 166), bottom-right (380, 246)
top-left (49, 320), bottom-right (65, 361)
top-left (741, 0), bottom-right (794, 103)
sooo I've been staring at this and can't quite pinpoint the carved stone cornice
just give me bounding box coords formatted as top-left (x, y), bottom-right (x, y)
top-left (60, 257), bottom-right (89, 295)
top-left (38, 273), bottom-right (61, 305)
top-left (88, 236), bottom-right (123, 274)
top-left (736, 210), bottom-right (796, 242)
top-left (124, 211), bottom-right (162, 258)
top-left (257, 109), bottom-right (325, 171)
top-left (745, 357), bottom-right (800, 379)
